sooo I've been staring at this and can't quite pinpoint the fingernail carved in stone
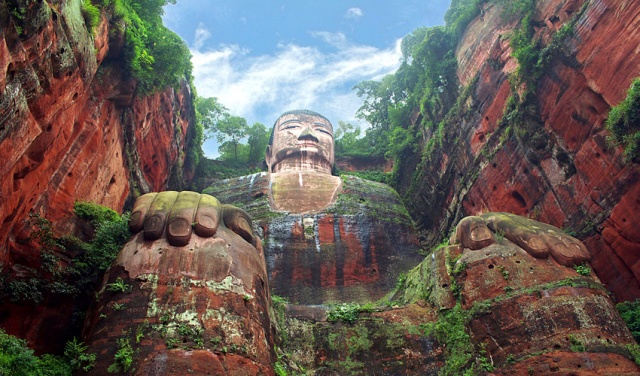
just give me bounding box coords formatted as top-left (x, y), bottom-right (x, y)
top-left (168, 218), bottom-right (192, 246)
top-left (144, 214), bottom-right (165, 240)
top-left (194, 214), bottom-right (216, 237)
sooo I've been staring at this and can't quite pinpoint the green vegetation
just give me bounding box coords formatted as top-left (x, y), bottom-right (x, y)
top-left (326, 176), bottom-right (413, 226)
top-left (605, 77), bottom-right (640, 162)
top-left (0, 329), bottom-right (98, 376)
top-left (74, 201), bottom-right (120, 225)
top-left (568, 334), bottom-right (586, 352)
top-left (106, 277), bottom-right (132, 293)
top-left (96, 0), bottom-right (193, 94)
top-left (326, 303), bottom-right (375, 324)
top-left (617, 299), bottom-right (640, 342)
top-left (574, 264), bottom-right (591, 276)
top-left (423, 303), bottom-right (476, 375)
top-left (0, 198), bottom-right (129, 364)
top-left (189, 96), bottom-right (269, 182)
top-left (108, 333), bottom-right (135, 373)
top-left (338, 169), bottom-right (391, 184)
top-left (197, 96), bottom-right (268, 165)
top-left (274, 359), bottom-right (288, 376)
top-left (64, 337), bottom-right (96, 372)
top-left (627, 343), bottom-right (640, 366)
top-left (71, 206), bottom-right (131, 274)
top-left (81, 0), bottom-right (101, 35)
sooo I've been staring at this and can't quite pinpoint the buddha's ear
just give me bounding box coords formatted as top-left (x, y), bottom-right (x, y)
top-left (265, 145), bottom-right (273, 171)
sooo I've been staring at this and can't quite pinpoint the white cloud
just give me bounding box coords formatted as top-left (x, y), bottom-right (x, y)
top-left (193, 24), bottom-right (211, 50)
top-left (190, 30), bottom-right (402, 156)
top-left (345, 7), bottom-right (363, 20)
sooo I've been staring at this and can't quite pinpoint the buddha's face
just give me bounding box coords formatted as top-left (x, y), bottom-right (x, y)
top-left (267, 113), bottom-right (334, 173)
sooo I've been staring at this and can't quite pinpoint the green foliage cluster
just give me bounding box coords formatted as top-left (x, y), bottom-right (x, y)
top-left (74, 201), bottom-right (120, 225)
top-left (423, 303), bottom-right (476, 375)
top-left (617, 299), bottom-right (640, 342)
top-left (568, 334), bottom-right (586, 352)
top-left (1, 202), bottom-right (130, 305)
top-left (627, 343), bottom-right (640, 366)
top-left (195, 158), bottom-right (264, 186)
top-left (325, 176), bottom-right (413, 226)
top-left (82, 0), bottom-right (101, 34)
top-left (605, 77), bottom-right (640, 162)
top-left (350, 0), bottom-right (495, 184)
top-left (2, 214), bottom-right (72, 304)
top-left (338, 169), bottom-right (391, 184)
top-left (574, 264), bottom-right (591, 276)
top-left (92, 0), bottom-right (193, 94)
top-left (191, 96), bottom-right (269, 177)
top-left (72, 202), bottom-right (131, 273)
top-left (444, 0), bottom-right (487, 41)
top-left (0, 329), bottom-right (96, 376)
top-left (507, 0), bottom-right (586, 93)
top-left (106, 277), bottom-right (132, 293)
top-left (107, 333), bottom-right (135, 373)
top-left (333, 122), bottom-right (383, 159)
top-left (326, 303), bottom-right (374, 324)
top-left (64, 337), bottom-right (97, 372)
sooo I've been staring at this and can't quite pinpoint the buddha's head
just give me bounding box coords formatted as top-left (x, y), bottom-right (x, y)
top-left (266, 110), bottom-right (334, 174)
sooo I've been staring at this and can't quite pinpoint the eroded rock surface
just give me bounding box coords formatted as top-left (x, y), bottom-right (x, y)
top-left (0, 0), bottom-right (194, 350)
top-left (270, 213), bottom-right (639, 374)
top-left (206, 173), bottom-right (423, 304)
top-left (398, 0), bottom-right (640, 302)
top-left (83, 225), bottom-right (274, 375)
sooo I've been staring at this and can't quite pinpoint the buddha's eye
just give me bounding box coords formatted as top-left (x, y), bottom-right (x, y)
top-left (316, 128), bottom-right (332, 136)
top-left (282, 124), bottom-right (299, 130)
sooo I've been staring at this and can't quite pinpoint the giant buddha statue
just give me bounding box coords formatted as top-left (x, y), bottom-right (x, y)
top-left (80, 110), bottom-right (637, 375)
top-left (205, 109), bottom-right (424, 304)
top-left (265, 110), bottom-right (342, 213)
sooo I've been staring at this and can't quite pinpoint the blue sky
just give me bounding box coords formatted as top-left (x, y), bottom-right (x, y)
top-left (162, 1), bottom-right (452, 157)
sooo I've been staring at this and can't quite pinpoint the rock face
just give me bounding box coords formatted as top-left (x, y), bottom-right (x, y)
top-left (205, 173), bottom-right (424, 304)
top-left (0, 0), bottom-right (194, 350)
top-left (271, 215), bottom-right (639, 374)
top-left (83, 231), bottom-right (274, 375)
top-left (398, 0), bottom-right (640, 302)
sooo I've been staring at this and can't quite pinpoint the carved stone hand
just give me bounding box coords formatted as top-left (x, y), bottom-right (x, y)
top-left (129, 191), bottom-right (255, 247)
top-left (451, 212), bottom-right (590, 266)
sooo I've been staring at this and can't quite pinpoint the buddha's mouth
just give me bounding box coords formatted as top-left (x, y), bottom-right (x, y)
top-left (298, 141), bottom-right (319, 148)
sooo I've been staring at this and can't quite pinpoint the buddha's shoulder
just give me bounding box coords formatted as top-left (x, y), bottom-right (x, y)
top-left (203, 172), bottom-right (269, 206)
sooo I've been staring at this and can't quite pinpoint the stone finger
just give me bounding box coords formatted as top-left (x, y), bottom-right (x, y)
top-left (129, 192), bottom-right (157, 234)
top-left (193, 194), bottom-right (221, 238)
top-left (143, 191), bottom-right (179, 241)
top-left (222, 204), bottom-right (254, 244)
top-left (546, 233), bottom-right (591, 267)
top-left (513, 233), bottom-right (550, 259)
top-left (453, 216), bottom-right (495, 250)
top-left (480, 212), bottom-right (515, 234)
top-left (167, 191), bottom-right (200, 246)
top-left (483, 212), bottom-right (550, 258)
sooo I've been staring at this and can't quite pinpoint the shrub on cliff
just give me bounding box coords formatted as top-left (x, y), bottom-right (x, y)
top-left (606, 77), bottom-right (640, 163)
top-left (73, 202), bottom-right (131, 273)
top-left (81, 0), bottom-right (101, 34)
top-left (617, 299), bottom-right (640, 342)
top-left (0, 329), bottom-right (71, 376)
top-left (96, 0), bottom-right (193, 94)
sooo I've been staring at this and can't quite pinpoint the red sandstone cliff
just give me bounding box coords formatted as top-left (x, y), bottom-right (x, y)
top-left (400, 0), bottom-right (640, 302)
top-left (0, 1), bottom-right (195, 351)
top-left (0, 1), bottom-right (195, 265)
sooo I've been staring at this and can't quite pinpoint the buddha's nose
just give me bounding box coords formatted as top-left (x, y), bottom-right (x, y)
top-left (298, 128), bottom-right (319, 142)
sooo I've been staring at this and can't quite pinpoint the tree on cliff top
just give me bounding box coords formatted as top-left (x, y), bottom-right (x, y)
top-left (92, 0), bottom-right (191, 94)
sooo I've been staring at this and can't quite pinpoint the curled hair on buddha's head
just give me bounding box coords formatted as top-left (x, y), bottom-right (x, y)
top-left (268, 109), bottom-right (333, 146)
